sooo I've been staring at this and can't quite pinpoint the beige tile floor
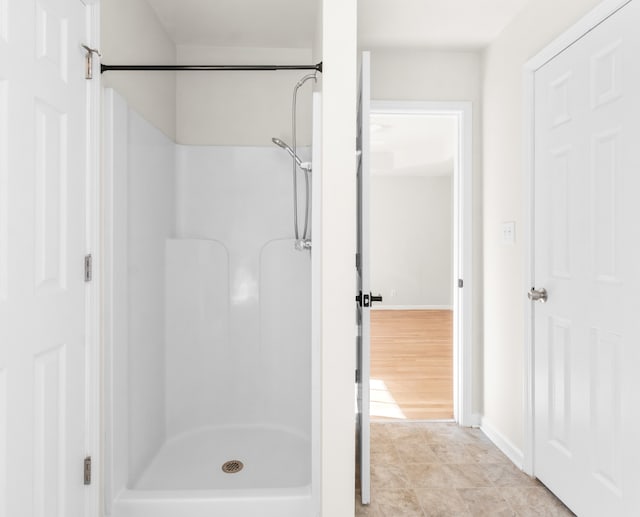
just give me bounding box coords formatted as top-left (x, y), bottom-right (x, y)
top-left (356, 422), bottom-right (575, 517)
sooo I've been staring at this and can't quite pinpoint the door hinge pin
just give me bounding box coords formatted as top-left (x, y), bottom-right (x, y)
top-left (84, 254), bottom-right (92, 282)
top-left (84, 456), bottom-right (92, 485)
top-left (81, 45), bottom-right (102, 80)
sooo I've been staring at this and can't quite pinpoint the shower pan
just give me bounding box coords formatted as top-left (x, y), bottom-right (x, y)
top-left (103, 84), bottom-right (320, 517)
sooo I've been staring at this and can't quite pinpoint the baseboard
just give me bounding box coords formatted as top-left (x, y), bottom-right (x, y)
top-left (371, 305), bottom-right (453, 311)
top-left (480, 417), bottom-right (525, 469)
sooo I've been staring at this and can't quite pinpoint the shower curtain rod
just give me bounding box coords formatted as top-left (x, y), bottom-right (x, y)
top-left (100, 62), bottom-right (323, 73)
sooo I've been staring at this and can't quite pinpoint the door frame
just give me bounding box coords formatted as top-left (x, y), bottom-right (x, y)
top-left (83, 0), bottom-right (102, 514)
top-left (370, 100), bottom-right (474, 426)
top-left (522, 0), bottom-right (632, 476)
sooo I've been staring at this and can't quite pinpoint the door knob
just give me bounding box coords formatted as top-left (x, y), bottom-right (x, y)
top-left (528, 287), bottom-right (548, 303)
top-left (355, 291), bottom-right (383, 307)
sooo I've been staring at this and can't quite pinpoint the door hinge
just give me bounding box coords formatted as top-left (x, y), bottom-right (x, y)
top-left (355, 252), bottom-right (360, 270)
top-left (458, 278), bottom-right (464, 288)
top-left (84, 456), bottom-right (92, 485)
top-left (84, 254), bottom-right (92, 282)
top-left (81, 45), bottom-right (102, 80)
top-left (355, 369), bottom-right (360, 383)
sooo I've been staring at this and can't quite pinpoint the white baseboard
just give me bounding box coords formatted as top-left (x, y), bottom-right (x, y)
top-left (372, 305), bottom-right (453, 311)
top-left (480, 417), bottom-right (525, 470)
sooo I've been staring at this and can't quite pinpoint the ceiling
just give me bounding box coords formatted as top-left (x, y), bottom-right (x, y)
top-left (370, 114), bottom-right (456, 177)
top-left (359, 0), bottom-right (530, 49)
top-left (144, 0), bottom-right (529, 49)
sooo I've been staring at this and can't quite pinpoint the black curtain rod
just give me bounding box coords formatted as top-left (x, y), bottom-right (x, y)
top-left (101, 62), bottom-right (322, 73)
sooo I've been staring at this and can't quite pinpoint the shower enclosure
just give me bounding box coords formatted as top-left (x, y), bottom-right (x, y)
top-left (103, 85), bottom-right (320, 516)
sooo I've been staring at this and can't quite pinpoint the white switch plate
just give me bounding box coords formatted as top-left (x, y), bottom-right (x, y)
top-left (502, 221), bottom-right (516, 244)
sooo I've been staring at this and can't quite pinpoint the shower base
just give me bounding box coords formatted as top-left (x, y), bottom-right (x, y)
top-left (135, 425), bottom-right (310, 490)
top-left (112, 425), bottom-right (313, 517)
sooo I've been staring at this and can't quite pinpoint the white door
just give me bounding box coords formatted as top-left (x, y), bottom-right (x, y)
top-left (0, 0), bottom-right (92, 515)
top-left (533, 1), bottom-right (640, 515)
top-left (356, 50), bottom-right (371, 505)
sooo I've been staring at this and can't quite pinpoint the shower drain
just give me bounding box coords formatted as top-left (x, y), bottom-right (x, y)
top-left (221, 460), bottom-right (244, 474)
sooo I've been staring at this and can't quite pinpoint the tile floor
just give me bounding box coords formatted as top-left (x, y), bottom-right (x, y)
top-left (356, 422), bottom-right (575, 517)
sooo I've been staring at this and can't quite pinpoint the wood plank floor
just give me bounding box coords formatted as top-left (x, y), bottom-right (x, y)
top-left (370, 309), bottom-right (453, 420)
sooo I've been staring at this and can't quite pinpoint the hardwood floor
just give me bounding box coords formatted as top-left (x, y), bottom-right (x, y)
top-left (370, 309), bottom-right (453, 420)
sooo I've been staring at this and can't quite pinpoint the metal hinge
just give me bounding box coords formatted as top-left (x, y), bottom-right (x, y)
top-left (355, 252), bottom-right (360, 270)
top-left (81, 45), bottom-right (102, 80)
top-left (458, 278), bottom-right (464, 288)
top-left (355, 369), bottom-right (360, 383)
top-left (84, 254), bottom-right (92, 282)
top-left (84, 456), bottom-right (92, 485)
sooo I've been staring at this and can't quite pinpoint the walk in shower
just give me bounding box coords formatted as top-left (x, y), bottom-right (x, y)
top-left (103, 73), bottom-right (320, 515)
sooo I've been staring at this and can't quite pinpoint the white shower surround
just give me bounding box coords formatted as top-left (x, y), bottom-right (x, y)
top-left (104, 89), bottom-right (316, 516)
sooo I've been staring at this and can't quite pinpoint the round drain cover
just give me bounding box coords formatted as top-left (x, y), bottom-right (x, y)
top-left (221, 460), bottom-right (244, 474)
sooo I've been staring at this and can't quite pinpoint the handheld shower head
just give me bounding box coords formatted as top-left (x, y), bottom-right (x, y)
top-left (271, 137), bottom-right (308, 170)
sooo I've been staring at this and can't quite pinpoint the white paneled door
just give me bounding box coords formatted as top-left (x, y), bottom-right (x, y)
top-left (532, 1), bottom-right (640, 515)
top-left (356, 51), bottom-right (371, 506)
top-left (0, 0), bottom-right (92, 516)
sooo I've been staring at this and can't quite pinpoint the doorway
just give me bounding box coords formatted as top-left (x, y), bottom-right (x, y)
top-left (369, 102), bottom-right (473, 425)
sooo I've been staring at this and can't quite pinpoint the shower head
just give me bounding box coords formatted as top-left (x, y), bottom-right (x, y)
top-left (272, 137), bottom-right (292, 152)
top-left (271, 137), bottom-right (300, 166)
top-left (271, 137), bottom-right (310, 171)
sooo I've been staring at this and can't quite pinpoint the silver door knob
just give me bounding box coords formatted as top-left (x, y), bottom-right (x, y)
top-left (528, 287), bottom-right (547, 303)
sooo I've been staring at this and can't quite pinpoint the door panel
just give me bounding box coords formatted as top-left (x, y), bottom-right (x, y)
top-left (356, 51), bottom-right (371, 505)
top-left (0, 0), bottom-right (89, 515)
top-left (533, 2), bottom-right (640, 515)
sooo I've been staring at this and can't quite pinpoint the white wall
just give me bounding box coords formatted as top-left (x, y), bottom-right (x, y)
top-left (369, 49), bottom-right (484, 412)
top-left (101, 0), bottom-right (177, 140)
top-left (371, 174), bottom-right (453, 307)
top-left (481, 0), bottom-right (602, 455)
top-left (104, 90), bottom-right (176, 494)
top-left (319, 0), bottom-right (357, 515)
top-left (127, 107), bottom-right (176, 482)
top-left (176, 46), bottom-right (314, 146)
top-left (172, 145), bottom-right (311, 437)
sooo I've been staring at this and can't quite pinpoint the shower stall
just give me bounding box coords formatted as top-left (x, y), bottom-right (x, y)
top-left (103, 81), bottom-right (320, 516)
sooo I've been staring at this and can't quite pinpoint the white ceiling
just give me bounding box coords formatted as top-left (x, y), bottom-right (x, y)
top-left (359, 0), bottom-right (530, 49)
top-left (144, 0), bottom-right (529, 49)
top-left (370, 114), bottom-right (456, 177)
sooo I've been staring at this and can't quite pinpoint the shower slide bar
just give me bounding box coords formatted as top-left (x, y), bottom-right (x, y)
top-left (100, 62), bottom-right (323, 74)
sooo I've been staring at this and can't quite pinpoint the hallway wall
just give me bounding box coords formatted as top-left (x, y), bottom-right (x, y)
top-left (481, 0), bottom-right (602, 460)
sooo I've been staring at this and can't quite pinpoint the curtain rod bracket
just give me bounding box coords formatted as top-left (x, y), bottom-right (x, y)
top-left (100, 62), bottom-right (323, 74)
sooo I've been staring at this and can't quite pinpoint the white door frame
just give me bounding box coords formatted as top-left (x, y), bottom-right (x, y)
top-left (83, 0), bottom-right (102, 514)
top-left (370, 100), bottom-right (474, 426)
top-left (522, 0), bottom-right (632, 476)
